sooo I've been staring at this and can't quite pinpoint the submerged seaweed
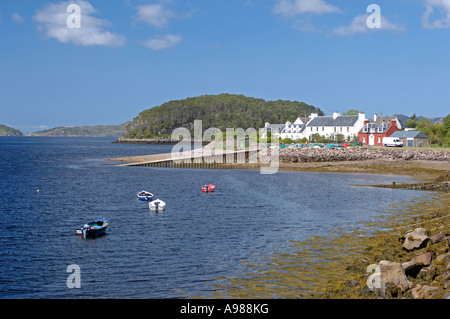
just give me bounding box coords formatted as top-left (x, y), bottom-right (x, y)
top-left (208, 192), bottom-right (450, 299)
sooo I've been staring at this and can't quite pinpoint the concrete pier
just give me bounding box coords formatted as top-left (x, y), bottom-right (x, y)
top-left (116, 148), bottom-right (261, 169)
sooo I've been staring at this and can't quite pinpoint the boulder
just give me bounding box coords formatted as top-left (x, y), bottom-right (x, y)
top-left (403, 228), bottom-right (429, 251)
top-left (430, 232), bottom-right (447, 244)
top-left (378, 260), bottom-right (412, 297)
top-left (411, 285), bottom-right (444, 299)
top-left (441, 270), bottom-right (450, 289)
top-left (401, 252), bottom-right (433, 277)
top-left (444, 254), bottom-right (450, 271)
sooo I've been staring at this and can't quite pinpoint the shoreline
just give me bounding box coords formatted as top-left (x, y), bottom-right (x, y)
top-left (110, 147), bottom-right (449, 298)
top-left (108, 148), bottom-right (450, 182)
top-left (210, 191), bottom-right (450, 299)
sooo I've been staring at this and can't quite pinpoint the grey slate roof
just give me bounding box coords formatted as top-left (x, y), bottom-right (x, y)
top-left (390, 131), bottom-right (428, 138)
top-left (262, 124), bottom-right (285, 133)
top-left (282, 124), bottom-right (306, 134)
top-left (308, 116), bottom-right (359, 127)
top-left (360, 123), bottom-right (390, 134)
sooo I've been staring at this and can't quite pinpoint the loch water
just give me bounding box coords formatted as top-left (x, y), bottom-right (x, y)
top-left (0, 137), bottom-right (431, 298)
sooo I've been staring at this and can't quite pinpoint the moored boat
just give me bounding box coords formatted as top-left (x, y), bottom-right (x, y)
top-left (137, 190), bottom-right (153, 201)
top-left (77, 219), bottom-right (109, 238)
top-left (149, 199), bottom-right (166, 211)
top-left (201, 184), bottom-right (216, 193)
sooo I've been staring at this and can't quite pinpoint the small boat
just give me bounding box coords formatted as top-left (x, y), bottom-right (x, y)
top-left (202, 184), bottom-right (216, 193)
top-left (137, 190), bottom-right (153, 201)
top-left (77, 219), bottom-right (109, 238)
top-left (149, 199), bottom-right (166, 211)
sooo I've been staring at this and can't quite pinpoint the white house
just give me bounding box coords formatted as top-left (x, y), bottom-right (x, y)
top-left (280, 117), bottom-right (306, 140)
top-left (260, 122), bottom-right (285, 139)
top-left (304, 112), bottom-right (367, 141)
top-left (261, 112), bottom-right (367, 142)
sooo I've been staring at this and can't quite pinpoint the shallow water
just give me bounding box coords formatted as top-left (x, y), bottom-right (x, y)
top-left (0, 137), bottom-right (430, 298)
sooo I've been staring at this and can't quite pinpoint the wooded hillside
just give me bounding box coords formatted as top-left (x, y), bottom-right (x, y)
top-left (124, 94), bottom-right (323, 138)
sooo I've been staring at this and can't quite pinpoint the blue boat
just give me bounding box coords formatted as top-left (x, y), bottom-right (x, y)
top-left (77, 219), bottom-right (109, 238)
top-left (137, 190), bottom-right (153, 201)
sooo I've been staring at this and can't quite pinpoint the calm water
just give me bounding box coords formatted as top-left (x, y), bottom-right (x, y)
top-left (0, 137), bottom-right (430, 298)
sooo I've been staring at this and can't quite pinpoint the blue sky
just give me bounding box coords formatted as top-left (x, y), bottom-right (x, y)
top-left (1, 0), bottom-right (449, 132)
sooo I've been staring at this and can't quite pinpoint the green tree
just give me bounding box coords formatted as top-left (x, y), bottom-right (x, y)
top-left (405, 113), bottom-right (418, 128)
top-left (342, 109), bottom-right (359, 115)
top-left (443, 114), bottom-right (450, 131)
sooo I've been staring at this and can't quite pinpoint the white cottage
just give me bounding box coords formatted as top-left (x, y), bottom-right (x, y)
top-left (305, 112), bottom-right (366, 141)
top-left (280, 117), bottom-right (306, 140)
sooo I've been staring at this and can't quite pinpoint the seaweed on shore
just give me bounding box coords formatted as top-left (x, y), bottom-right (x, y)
top-left (208, 191), bottom-right (450, 299)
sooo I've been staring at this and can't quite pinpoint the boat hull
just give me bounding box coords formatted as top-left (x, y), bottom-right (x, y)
top-left (77, 219), bottom-right (109, 238)
top-left (137, 191), bottom-right (154, 201)
top-left (138, 196), bottom-right (153, 201)
top-left (149, 200), bottom-right (165, 211)
top-left (202, 184), bottom-right (216, 193)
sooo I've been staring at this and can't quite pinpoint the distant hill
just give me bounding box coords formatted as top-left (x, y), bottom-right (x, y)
top-left (124, 93), bottom-right (323, 139)
top-left (0, 124), bottom-right (23, 136)
top-left (394, 114), bottom-right (444, 125)
top-left (31, 123), bottom-right (128, 137)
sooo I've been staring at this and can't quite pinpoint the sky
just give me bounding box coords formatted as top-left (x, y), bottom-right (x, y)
top-left (1, 0), bottom-right (449, 133)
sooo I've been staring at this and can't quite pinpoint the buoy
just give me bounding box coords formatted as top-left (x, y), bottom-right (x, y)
top-left (37, 189), bottom-right (40, 192)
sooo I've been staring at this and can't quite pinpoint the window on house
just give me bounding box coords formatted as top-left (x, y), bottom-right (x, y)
top-left (363, 136), bottom-right (366, 143)
top-left (322, 127), bottom-right (324, 131)
top-left (347, 127), bottom-right (350, 132)
top-left (378, 136), bottom-right (381, 143)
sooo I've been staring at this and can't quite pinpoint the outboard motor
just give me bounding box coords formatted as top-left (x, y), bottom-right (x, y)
top-left (82, 224), bottom-right (89, 238)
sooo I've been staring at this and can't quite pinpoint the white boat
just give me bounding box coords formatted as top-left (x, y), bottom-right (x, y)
top-left (149, 199), bottom-right (166, 211)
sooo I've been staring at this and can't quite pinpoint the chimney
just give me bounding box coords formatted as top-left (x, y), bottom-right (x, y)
top-left (374, 114), bottom-right (378, 122)
top-left (310, 113), bottom-right (318, 120)
top-left (333, 111), bottom-right (341, 120)
top-left (364, 119), bottom-right (370, 126)
top-left (265, 122), bottom-right (270, 127)
top-left (358, 111), bottom-right (366, 121)
top-left (390, 120), bottom-right (397, 129)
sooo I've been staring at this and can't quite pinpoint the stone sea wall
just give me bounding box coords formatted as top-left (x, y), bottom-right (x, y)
top-left (277, 148), bottom-right (450, 163)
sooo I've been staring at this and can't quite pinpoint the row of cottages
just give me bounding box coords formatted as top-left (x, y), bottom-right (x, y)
top-left (261, 112), bottom-right (367, 141)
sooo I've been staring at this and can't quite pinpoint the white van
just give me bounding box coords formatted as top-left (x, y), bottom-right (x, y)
top-left (382, 137), bottom-right (404, 147)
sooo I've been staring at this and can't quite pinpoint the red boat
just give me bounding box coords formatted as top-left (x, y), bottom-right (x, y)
top-left (202, 184), bottom-right (216, 193)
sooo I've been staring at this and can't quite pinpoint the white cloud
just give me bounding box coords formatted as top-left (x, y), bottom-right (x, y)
top-left (12, 13), bottom-right (24, 23)
top-left (142, 34), bottom-right (182, 50)
top-left (273, 0), bottom-right (341, 16)
top-left (33, 0), bottom-right (126, 47)
top-left (333, 14), bottom-right (406, 36)
top-left (135, 4), bottom-right (174, 27)
top-left (422, 0), bottom-right (450, 28)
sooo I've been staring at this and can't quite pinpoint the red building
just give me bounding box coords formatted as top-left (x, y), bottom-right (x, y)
top-left (358, 119), bottom-right (399, 146)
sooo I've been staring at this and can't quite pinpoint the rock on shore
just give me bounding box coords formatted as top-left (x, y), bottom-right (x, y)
top-left (364, 227), bottom-right (450, 299)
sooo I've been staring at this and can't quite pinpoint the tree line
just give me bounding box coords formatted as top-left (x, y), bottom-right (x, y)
top-left (405, 113), bottom-right (450, 147)
top-left (123, 94), bottom-right (323, 139)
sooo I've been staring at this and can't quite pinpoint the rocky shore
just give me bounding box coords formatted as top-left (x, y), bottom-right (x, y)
top-left (278, 147), bottom-right (450, 164)
top-left (363, 226), bottom-right (450, 299)
top-left (211, 186), bottom-right (450, 299)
